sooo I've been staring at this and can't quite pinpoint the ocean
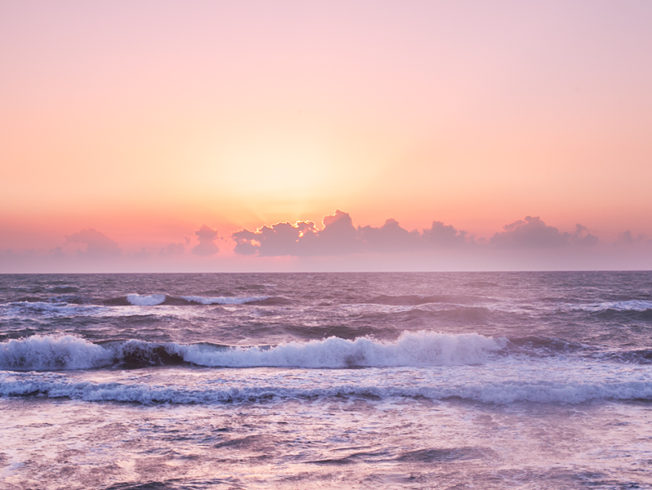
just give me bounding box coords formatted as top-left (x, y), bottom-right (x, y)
top-left (0, 271), bottom-right (650, 489)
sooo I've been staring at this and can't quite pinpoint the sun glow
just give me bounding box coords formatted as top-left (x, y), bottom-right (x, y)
top-left (212, 128), bottom-right (337, 200)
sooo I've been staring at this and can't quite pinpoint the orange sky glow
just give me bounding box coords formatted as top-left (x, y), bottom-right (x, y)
top-left (1, 0), bottom-right (651, 271)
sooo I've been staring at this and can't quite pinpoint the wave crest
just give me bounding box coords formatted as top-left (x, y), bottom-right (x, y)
top-left (183, 331), bottom-right (505, 368)
top-left (0, 335), bottom-right (112, 370)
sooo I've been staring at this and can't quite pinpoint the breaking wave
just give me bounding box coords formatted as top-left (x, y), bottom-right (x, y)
top-left (182, 331), bottom-right (505, 368)
top-left (2, 331), bottom-right (650, 372)
top-left (0, 332), bottom-right (505, 371)
top-left (0, 335), bottom-right (112, 370)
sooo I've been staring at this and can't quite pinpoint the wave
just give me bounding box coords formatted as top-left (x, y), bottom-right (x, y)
top-left (47, 286), bottom-right (79, 294)
top-left (126, 294), bottom-right (166, 306)
top-left (0, 332), bottom-right (505, 371)
top-left (2, 332), bottom-right (649, 372)
top-left (105, 294), bottom-right (272, 306)
top-left (1, 301), bottom-right (104, 317)
top-left (2, 377), bottom-right (650, 406)
top-left (507, 336), bottom-right (588, 355)
top-left (0, 335), bottom-right (113, 370)
top-left (358, 306), bottom-right (496, 325)
top-left (178, 295), bottom-right (271, 305)
top-left (600, 349), bottom-right (652, 364)
top-left (182, 331), bottom-right (505, 368)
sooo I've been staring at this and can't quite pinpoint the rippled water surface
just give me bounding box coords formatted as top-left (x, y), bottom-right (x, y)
top-left (1, 272), bottom-right (651, 488)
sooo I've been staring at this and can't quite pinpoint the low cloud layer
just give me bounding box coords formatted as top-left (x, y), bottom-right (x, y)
top-left (233, 210), bottom-right (496, 257)
top-left (232, 211), bottom-right (601, 257)
top-left (1, 214), bottom-right (649, 272)
top-left (228, 211), bottom-right (650, 271)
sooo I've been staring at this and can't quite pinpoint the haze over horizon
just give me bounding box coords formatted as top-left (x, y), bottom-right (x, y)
top-left (2, 1), bottom-right (651, 272)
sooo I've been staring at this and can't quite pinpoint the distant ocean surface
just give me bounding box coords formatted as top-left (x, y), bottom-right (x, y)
top-left (1, 272), bottom-right (651, 488)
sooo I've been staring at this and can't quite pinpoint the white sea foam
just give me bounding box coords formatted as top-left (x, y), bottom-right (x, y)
top-left (126, 294), bottom-right (166, 306)
top-left (180, 295), bottom-right (269, 305)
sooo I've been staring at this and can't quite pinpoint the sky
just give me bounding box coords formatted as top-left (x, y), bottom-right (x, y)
top-left (1, 0), bottom-right (651, 272)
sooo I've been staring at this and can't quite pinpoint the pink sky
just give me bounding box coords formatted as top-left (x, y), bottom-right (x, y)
top-left (1, 1), bottom-right (651, 271)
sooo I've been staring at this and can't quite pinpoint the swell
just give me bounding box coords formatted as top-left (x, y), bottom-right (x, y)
top-left (357, 305), bottom-right (500, 325)
top-left (1, 301), bottom-right (104, 317)
top-left (570, 300), bottom-right (652, 320)
top-left (593, 309), bottom-right (652, 321)
top-left (506, 336), bottom-right (588, 355)
top-left (506, 337), bottom-right (652, 363)
top-left (600, 349), bottom-right (652, 364)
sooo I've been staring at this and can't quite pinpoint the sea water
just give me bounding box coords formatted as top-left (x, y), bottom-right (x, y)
top-left (0, 272), bottom-right (650, 488)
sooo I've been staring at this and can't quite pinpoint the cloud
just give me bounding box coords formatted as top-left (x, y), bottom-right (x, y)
top-left (359, 218), bottom-right (421, 252)
top-left (572, 224), bottom-right (599, 247)
top-left (235, 221), bottom-right (309, 256)
top-left (423, 221), bottom-right (470, 247)
top-left (160, 242), bottom-right (185, 256)
top-left (490, 216), bottom-right (598, 249)
top-left (616, 230), bottom-right (648, 245)
top-left (231, 211), bottom-right (607, 259)
top-left (192, 225), bottom-right (219, 256)
top-left (232, 210), bottom-right (470, 256)
top-left (65, 229), bottom-right (121, 258)
top-left (1, 213), bottom-right (649, 272)
top-left (308, 210), bottom-right (360, 255)
top-left (232, 210), bottom-right (362, 256)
